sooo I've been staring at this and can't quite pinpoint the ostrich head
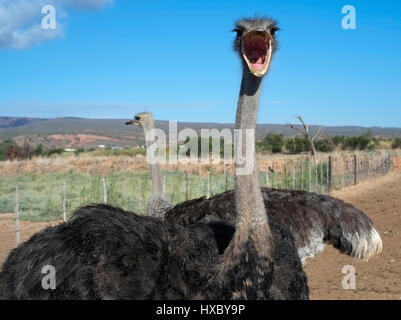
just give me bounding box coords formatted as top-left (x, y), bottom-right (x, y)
top-left (126, 112), bottom-right (154, 132)
top-left (233, 17), bottom-right (279, 77)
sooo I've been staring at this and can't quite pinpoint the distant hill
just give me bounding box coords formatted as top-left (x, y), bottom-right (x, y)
top-left (0, 116), bottom-right (400, 149)
top-left (0, 117), bottom-right (47, 130)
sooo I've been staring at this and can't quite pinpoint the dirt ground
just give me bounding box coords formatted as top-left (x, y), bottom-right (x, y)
top-left (0, 165), bottom-right (401, 299)
top-left (0, 217), bottom-right (60, 266)
top-left (305, 165), bottom-right (401, 300)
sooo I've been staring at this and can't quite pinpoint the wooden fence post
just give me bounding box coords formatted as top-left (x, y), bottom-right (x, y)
top-left (354, 155), bottom-right (358, 185)
top-left (102, 178), bottom-right (108, 203)
top-left (225, 166), bottom-right (229, 191)
top-left (185, 171), bottom-right (189, 201)
top-left (138, 177), bottom-right (143, 213)
top-left (315, 162), bottom-right (318, 193)
top-left (14, 186), bottom-right (20, 248)
top-left (292, 162), bottom-right (295, 190)
top-left (273, 163), bottom-right (277, 188)
top-left (328, 156), bottom-right (333, 192)
top-left (308, 160), bottom-right (311, 192)
top-left (266, 169), bottom-right (270, 188)
top-left (207, 171), bottom-right (210, 199)
top-left (301, 160), bottom-right (304, 190)
top-left (163, 175), bottom-right (166, 195)
top-left (62, 181), bottom-right (67, 222)
top-left (284, 164), bottom-right (287, 189)
top-left (320, 162), bottom-right (323, 193)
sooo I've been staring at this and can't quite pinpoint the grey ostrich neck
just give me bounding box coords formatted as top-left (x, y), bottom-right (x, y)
top-left (233, 67), bottom-right (272, 254)
top-left (142, 122), bottom-right (164, 198)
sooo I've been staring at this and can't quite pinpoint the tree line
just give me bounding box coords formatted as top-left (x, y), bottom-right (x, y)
top-left (1, 134), bottom-right (401, 161)
top-left (257, 131), bottom-right (401, 154)
top-left (0, 139), bottom-right (72, 161)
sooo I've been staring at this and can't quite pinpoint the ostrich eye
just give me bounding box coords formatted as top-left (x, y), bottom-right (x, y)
top-left (270, 27), bottom-right (279, 36)
top-left (233, 28), bottom-right (243, 38)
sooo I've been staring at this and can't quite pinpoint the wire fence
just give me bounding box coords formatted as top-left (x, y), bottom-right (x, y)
top-left (0, 151), bottom-right (396, 256)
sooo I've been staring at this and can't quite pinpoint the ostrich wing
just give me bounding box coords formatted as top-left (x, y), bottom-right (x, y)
top-left (166, 188), bottom-right (382, 263)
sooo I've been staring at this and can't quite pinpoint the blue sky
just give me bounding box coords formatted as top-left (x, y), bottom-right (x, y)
top-left (0, 0), bottom-right (400, 127)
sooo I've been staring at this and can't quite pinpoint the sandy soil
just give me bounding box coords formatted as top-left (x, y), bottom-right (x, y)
top-left (304, 167), bottom-right (401, 300)
top-left (0, 166), bottom-right (400, 299)
top-left (0, 216), bottom-right (61, 266)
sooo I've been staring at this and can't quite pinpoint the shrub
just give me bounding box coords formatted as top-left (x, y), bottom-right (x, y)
top-left (392, 137), bottom-right (401, 149)
top-left (260, 133), bottom-right (285, 153)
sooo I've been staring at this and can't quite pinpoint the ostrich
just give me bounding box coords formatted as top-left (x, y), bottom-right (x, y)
top-left (193, 17), bottom-right (308, 299)
top-left (167, 17), bottom-right (309, 299)
top-left (126, 112), bottom-right (173, 219)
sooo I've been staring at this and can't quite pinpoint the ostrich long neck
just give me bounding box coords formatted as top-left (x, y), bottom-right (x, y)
top-left (233, 68), bottom-right (272, 250)
top-left (143, 124), bottom-right (163, 197)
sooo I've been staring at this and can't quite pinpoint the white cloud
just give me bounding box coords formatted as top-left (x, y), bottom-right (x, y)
top-left (0, 0), bottom-right (114, 49)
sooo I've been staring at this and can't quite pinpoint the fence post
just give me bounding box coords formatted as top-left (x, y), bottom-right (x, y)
top-left (185, 171), bottom-right (189, 201)
top-left (14, 186), bottom-right (20, 248)
top-left (163, 175), bottom-right (166, 195)
top-left (320, 162), bottom-right (323, 193)
top-left (301, 160), bottom-right (304, 190)
top-left (62, 181), bottom-right (67, 222)
top-left (328, 156), bottom-right (333, 192)
top-left (225, 166), bottom-right (229, 191)
top-left (354, 155), bottom-right (358, 185)
top-left (284, 164), bottom-right (287, 189)
top-left (292, 162), bottom-right (295, 190)
top-left (273, 163), bottom-right (277, 188)
top-left (266, 169), bottom-right (270, 188)
top-left (102, 177), bottom-right (107, 203)
top-left (207, 171), bottom-right (210, 199)
top-left (315, 162), bottom-right (318, 193)
top-left (138, 177), bottom-right (143, 213)
top-left (308, 160), bottom-right (311, 192)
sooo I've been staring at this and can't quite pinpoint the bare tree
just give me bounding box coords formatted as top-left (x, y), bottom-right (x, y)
top-left (286, 115), bottom-right (322, 166)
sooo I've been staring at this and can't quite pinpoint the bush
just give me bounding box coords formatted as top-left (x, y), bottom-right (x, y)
top-left (0, 139), bottom-right (20, 160)
top-left (392, 138), bottom-right (401, 149)
top-left (343, 131), bottom-right (373, 151)
top-left (285, 136), bottom-right (309, 153)
top-left (34, 144), bottom-right (44, 156)
top-left (259, 133), bottom-right (285, 153)
top-left (315, 139), bottom-right (335, 152)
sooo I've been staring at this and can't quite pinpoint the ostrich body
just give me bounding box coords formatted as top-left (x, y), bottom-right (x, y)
top-left (126, 113), bottom-right (173, 219)
top-left (167, 189), bottom-right (382, 263)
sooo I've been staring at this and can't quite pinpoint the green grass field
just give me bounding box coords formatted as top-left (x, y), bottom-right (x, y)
top-left (0, 163), bottom-right (332, 222)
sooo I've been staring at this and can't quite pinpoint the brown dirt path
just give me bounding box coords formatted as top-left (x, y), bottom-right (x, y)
top-left (304, 167), bottom-right (401, 300)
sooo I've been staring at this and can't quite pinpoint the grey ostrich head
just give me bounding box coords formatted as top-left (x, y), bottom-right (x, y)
top-left (233, 17), bottom-right (279, 77)
top-left (126, 112), bottom-right (154, 132)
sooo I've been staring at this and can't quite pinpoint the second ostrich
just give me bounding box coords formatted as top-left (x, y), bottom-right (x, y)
top-left (126, 112), bottom-right (173, 219)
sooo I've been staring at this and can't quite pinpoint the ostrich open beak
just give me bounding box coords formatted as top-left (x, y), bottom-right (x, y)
top-left (125, 116), bottom-right (141, 126)
top-left (241, 30), bottom-right (273, 77)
